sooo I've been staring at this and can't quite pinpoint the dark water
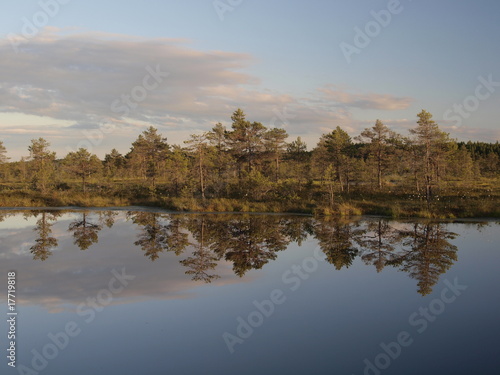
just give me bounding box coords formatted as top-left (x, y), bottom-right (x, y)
top-left (0, 209), bottom-right (499, 375)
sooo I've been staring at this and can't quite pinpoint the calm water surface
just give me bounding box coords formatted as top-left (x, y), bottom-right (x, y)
top-left (0, 208), bottom-right (498, 375)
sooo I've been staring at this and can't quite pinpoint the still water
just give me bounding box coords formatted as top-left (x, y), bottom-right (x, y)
top-left (0, 208), bottom-right (498, 375)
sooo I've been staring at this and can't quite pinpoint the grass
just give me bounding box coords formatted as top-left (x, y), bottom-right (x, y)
top-left (0, 180), bottom-right (499, 218)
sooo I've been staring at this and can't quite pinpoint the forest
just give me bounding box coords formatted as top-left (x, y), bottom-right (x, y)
top-left (0, 109), bottom-right (499, 218)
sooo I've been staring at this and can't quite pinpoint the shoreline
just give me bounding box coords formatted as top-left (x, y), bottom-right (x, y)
top-left (0, 203), bottom-right (498, 220)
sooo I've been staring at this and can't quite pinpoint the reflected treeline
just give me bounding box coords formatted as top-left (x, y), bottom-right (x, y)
top-left (313, 217), bottom-right (363, 270)
top-left (356, 219), bottom-right (404, 272)
top-left (68, 212), bottom-right (102, 250)
top-left (385, 222), bottom-right (458, 296)
top-left (17, 210), bottom-right (478, 295)
top-left (129, 213), bottom-right (313, 279)
top-left (180, 217), bottom-right (220, 283)
top-left (127, 212), bottom-right (189, 261)
top-left (27, 211), bottom-right (61, 261)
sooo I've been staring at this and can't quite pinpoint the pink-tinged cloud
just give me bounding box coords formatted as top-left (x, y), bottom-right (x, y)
top-left (0, 29), bottom-right (429, 158)
top-left (318, 86), bottom-right (413, 110)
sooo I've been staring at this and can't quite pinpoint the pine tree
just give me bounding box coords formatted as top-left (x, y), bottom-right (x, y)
top-left (357, 120), bottom-right (398, 190)
top-left (129, 127), bottom-right (170, 188)
top-left (264, 128), bottom-right (288, 182)
top-left (410, 110), bottom-right (453, 205)
top-left (28, 138), bottom-right (56, 193)
top-left (64, 148), bottom-right (102, 193)
top-left (227, 109), bottom-right (267, 175)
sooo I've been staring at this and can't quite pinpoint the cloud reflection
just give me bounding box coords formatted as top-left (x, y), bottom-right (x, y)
top-left (0, 210), bottom-right (473, 313)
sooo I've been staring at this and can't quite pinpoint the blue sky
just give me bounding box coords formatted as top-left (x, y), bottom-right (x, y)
top-left (0, 0), bottom-right (499, 159)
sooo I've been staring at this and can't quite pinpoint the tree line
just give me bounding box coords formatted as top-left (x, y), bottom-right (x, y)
top-left (0, 108), bottom-right (498, 210)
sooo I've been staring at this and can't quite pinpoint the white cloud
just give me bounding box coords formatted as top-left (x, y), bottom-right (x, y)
top-left (318, 85), bottom-right (413, 110)
top-left (0, 29), bottom-right (425, 157)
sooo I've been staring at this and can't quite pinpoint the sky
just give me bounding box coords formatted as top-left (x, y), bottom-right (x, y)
top-left (0, 0), bottom-right (499, 160)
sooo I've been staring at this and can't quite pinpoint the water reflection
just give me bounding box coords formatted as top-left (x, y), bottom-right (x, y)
top-left (313, 217), bottom-right (363, 270)
top-left (4, 210), bottom-right (471, 295)
top-left (387, 222), bottom-right (458, 296)
top-left (128, 212), bottom-right (189, 261)
top-left (29, 211), bottom-right (61, 261)
top-left (180, 217), bottom-right (220, 283)
top-left (68, 212), bottom-right (102, 250)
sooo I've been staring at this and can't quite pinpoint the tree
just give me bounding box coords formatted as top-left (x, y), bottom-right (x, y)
top-left (28, 138), bottom-right (56, 192)
top-left (185, 133), bottom-right (211, 199)
top-left (227, 109), bottom-right (267, 175)
top-left (410, 110), bottom-right (454, 205)
top-left (103, 149), bottom-right (126, 178)
top-left (207, 122), bottom-right (232, 196)
top-left (264, 128), bottom-right (288, 182)
top-left (0, 141), bottom-right (8, 164)
top-left (165, 145), bottom-right (190, 196)
top-left (448, 145), bottom-right (475, 183)
top-left (64, 148), bottom-right (102, 193)
top-left (316, 127), bottom-right (354, 192)
top-left (0, 141), bottom-right (9, 181)
top-left (356, 120), bottom-right (398, 190)
top-left (285, 137), bottom-right (309, 188)
top-left (129, 126), bottom-right (170, 188)
top-left (480, 152), bottom-right (500, 177)
top-left (286, 136), bottom-right (308, 160)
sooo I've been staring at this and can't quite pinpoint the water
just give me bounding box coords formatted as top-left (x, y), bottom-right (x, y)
top-left (0, 209), bottom-right (498, 375)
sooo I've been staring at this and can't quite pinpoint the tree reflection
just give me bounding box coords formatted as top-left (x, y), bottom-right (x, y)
top-left (177, 214), bottom-right (312, 279)
top-left (68, 212), bottom-right (102, 250)
top-left (387, 222), bottom-right (458, 296)
top-left (313, 217), bottom-right (364, 270)
top-left (30, 211), bottom-right (60, 261)
top-left (7, 209), bottom-right (464, 294)
top-left (279, 216), bottom-right (314, 246)
top-left (0, 211), bottom-right (13, 223)
top-left (98, 210), bottom-right (118, 228)
top-left (219, 215), bottom-right (292, 277)
top-left (128, 212), bottom-right (189, 261)
top-left (180, 217), bottom-right (220, 283)
top-left (356, 219), bottom-right (401, 272)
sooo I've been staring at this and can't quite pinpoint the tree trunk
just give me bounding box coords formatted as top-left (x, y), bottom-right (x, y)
top-left (199, 148), bottom-right (205, 199)
top-left (377, 156), bottom-right (382, 190)
top-left (275, 156), bottom-right (279, 182)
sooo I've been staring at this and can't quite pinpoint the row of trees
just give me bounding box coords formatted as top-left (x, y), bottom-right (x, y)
top-left (5, 209), bottom-right (466, 296)
top-left (0, 109), bottom-right (498, 204)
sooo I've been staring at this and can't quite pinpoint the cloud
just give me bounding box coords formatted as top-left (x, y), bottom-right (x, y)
top-left (0, 29), bottom-right (422, 157)
top-left (0, 29), bottom-right (256, 127)
top-left (318, 85), bottom-right (413, 110)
